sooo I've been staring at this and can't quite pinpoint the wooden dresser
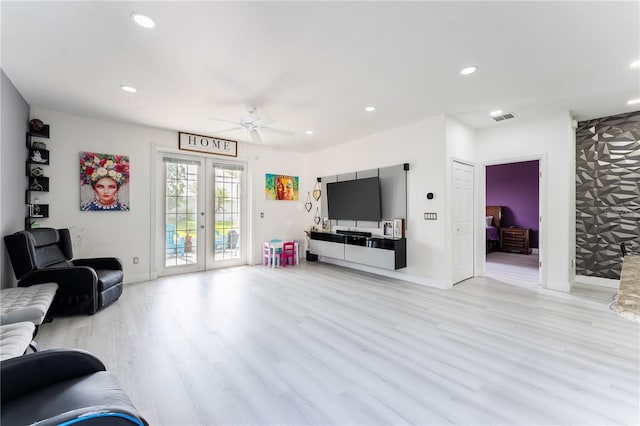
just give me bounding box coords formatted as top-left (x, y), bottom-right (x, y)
top-left (500, 227), bottom-right (531, 254)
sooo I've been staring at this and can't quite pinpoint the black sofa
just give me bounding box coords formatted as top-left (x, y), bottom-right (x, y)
top-left (1, 349), bottom-right (148, 425)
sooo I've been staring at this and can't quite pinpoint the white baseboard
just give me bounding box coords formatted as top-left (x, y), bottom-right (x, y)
top-left (545, 279), bottom-right (571, 293)
top-left (124, 272), bottom-right (151, 284)
top-left (317, 257), bottom-right (451, 289)
top-left (574, 274), bottom-right (619, 289)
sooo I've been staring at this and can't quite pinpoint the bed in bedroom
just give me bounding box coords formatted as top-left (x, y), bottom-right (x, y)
top-left (485, 206), bottom-right (502, 253)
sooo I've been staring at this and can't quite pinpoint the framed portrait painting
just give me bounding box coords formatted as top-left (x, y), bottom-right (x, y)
top-left (80, 152), bottom-right (130, 211)
top-left (265, 174), bottom-right (299, 200)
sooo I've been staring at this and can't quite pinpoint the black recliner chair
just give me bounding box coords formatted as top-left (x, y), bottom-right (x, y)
top-left (4, 228), bottom-right (123, 315)
top-left (1, 349), bottom-right (148, 425)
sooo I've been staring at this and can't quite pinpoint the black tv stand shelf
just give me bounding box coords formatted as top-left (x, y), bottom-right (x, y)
top-left (309, 231), bottom-right (406, 270)
top-left (336, 230), bottom-right (372, 238)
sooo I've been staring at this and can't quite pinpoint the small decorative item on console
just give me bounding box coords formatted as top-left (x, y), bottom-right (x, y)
top-left (393, 218), bottom-right (405, 238)
top-left (382, 220), bottom-right (393, 236)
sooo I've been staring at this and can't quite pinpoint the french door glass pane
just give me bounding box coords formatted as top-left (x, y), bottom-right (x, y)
top-left (214, 166), bottom-right (241, 260)
top-left (165, 162), bottom-right (198, 267)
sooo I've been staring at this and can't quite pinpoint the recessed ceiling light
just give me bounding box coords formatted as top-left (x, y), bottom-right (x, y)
top-left (460, 66), bottom-right (477, 75)
top-left (490, 110), bottom-right (503, 117)
top-left (305, 130), bottom-right (314, 135)
top-left (365, 106), bottom-right (376, 112)
top-left (120, 85), bottom-right (137, 93)
top-left (627, 98), bottom-right (640, 105)
top-left (630, 59), bottom-right (640, 68)
top-left (131, 12), bottom-right (156, 29)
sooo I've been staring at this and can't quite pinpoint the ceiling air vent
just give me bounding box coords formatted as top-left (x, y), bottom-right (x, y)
top-left (492, 112), bottom-right (517, 122)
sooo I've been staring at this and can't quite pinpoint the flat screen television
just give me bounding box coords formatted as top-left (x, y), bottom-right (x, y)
top-left (327, 177), bottom-right (382, 221)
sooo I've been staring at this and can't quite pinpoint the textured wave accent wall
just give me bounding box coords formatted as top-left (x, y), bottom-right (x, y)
top-left (576, 111), bottom-right (640, 279)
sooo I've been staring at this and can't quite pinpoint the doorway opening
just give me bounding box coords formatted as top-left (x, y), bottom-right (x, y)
top-left (485, 159), bottom-right (541, 288)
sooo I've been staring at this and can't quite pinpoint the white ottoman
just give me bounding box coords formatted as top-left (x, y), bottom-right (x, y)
top-left (0, 283), bottom-right (58, 326)
top-left (0, 322), bottom-right (36, 361)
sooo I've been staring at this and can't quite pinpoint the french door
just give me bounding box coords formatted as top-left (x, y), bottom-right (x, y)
top-left (158, 153), bottom-right (246, 276)
top-left (209, 162), bottom-right (245, 268)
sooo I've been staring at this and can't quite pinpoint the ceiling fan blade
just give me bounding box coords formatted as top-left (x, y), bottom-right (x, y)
top-left (251, 117), bottom-right (273, 127)
top-left (207, 117), bottom-right (242, 126)
top-left (249, 129), bottom-right (262, 143)
top-left (212, 126), bottom-right (243, 134)
top-left (260, 126), bottom-right (295, 137)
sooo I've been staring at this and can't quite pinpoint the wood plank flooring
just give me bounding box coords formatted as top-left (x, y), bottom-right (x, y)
top-left (486, 251), bottom-right (617, 305)
top-left (485, 251), bottom-right (539, 288)
top-left (36, 263), bottom-right (639, 425)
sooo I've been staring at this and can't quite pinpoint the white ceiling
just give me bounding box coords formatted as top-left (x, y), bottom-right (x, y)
top-left (2, 1), bottom-right (639, 152)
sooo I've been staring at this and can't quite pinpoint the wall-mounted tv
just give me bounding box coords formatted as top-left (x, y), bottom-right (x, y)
top-left (327, 177), bottom-right (382, 221)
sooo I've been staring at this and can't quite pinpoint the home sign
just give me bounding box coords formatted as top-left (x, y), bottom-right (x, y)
top-left (179, 132), bottom-right (237, 157)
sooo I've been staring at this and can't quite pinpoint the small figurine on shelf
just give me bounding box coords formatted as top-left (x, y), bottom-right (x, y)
top-left (29, 118), bottom-right (49, 137)
top-left (29, 119), bottom-right (44, 133)
top-left (29, 178), bottom-right (44, 191)
top-left (28, 203), bottom-right (43, 218)
top-left (30, 150), bottom-right (47, 163)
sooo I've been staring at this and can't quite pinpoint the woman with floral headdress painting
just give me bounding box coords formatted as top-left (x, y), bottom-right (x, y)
top-left (80, 152), bottom-right (130, 211)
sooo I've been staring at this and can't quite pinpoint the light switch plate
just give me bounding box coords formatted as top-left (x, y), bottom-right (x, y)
top-left (424, 212), bottom-right (437, 220)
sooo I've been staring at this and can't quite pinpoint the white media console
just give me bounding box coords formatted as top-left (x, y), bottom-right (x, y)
top-left (309, 231), bottom-right (407, 270)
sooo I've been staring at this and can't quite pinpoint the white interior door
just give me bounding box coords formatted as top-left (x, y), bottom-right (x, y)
top-left (453, 160), bottom-right (474, 284)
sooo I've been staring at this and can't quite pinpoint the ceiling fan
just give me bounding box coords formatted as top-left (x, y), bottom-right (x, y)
top-left (208, 105), bottom-right (294, 143)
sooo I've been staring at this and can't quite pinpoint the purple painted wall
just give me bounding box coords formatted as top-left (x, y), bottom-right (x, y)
top-left (486, 160), bottom-right (539, 248)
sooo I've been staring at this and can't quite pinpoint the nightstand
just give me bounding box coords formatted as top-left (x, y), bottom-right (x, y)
top-left (500, 227), bottom-right (531, 254)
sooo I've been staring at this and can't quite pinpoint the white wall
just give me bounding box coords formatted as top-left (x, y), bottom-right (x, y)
top-left (1, 71), bottom-right (30, 288)
top-left (475, 111), bottom-right (575, 292)
top-left (245, 143), bottom-right (314, 263)
top-left (309, 115), bottom-right (451, 287)
top-left (11, 105), bottom-right (576, 292)
top-left (30, 108), bottom-right (310, 283)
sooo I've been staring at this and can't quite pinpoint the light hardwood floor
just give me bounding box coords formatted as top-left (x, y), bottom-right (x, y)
top-left (36, 263), bottom-right (639, 425)
top-left (485, 251), bottom-right (539, 289)
top-left (486, 251), bottom-right (616, 305)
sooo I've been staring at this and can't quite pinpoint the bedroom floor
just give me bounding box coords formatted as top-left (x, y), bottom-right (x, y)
top-left (485, 251), bottom-right (616, 306)
top-left (485, 251), bottom-right (539, 288)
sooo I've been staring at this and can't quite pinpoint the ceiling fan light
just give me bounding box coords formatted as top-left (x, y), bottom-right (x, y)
top-left (460, 66), bottom-right (477, 75)
top-left (131, 12), bottom-right (156, 29)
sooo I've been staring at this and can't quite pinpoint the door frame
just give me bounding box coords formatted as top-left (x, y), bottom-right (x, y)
top-left (479, 154), bottom-right (546, 288)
